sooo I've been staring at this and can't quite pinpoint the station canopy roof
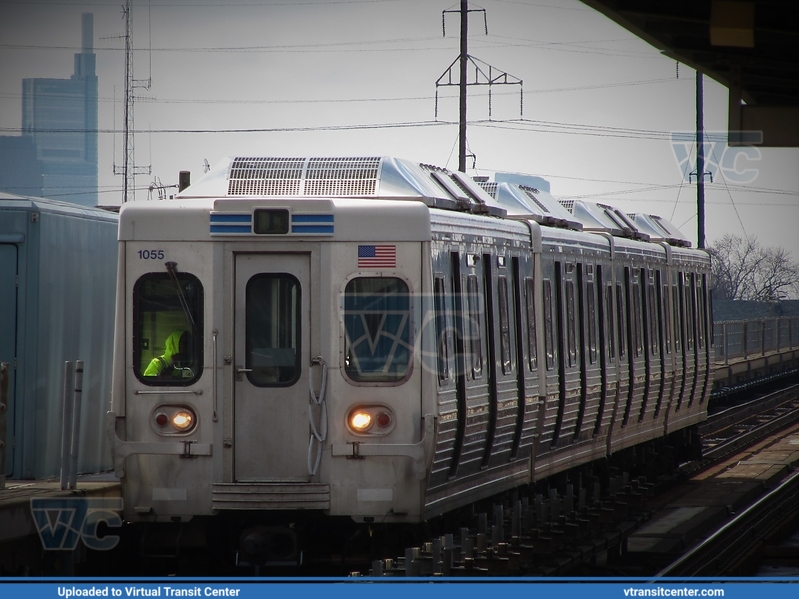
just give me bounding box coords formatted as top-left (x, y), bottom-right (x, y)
top-left (580, 0), bottom-right (799, 147)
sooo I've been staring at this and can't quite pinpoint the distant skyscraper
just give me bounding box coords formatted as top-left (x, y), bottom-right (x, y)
top-left (22, 13), bottom-right (98, 207)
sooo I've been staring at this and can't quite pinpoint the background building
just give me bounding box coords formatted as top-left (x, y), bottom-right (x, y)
top-left (19, 13), bottom-right (98, 207)
top-left (0, 136), bottom-right (43, 198)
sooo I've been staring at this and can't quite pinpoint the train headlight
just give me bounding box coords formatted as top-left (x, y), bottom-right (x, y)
top-left (171, 410), bottom-right (194, 431)
top-left (151, 406), bottom-right (197, 435)
top-left (346, 405), bottom-right (394, 435)
top-left (349, 410), bottom-right (372, 432)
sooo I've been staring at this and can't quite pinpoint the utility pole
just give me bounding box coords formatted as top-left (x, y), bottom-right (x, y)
top-left (113, 0), bottom-right (151, 202)
top-left (437, 1), bottom-right (522, 173)
top-left (459, 0), bottom-right (468, 174)
top-left (696, 71), bottom-right (706, 249)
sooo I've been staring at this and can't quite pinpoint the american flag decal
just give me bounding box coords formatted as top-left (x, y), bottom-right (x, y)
top-left (358, 245), bottom-right (397, 268)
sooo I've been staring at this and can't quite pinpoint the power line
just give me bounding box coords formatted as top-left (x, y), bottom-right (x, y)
top-left (492, 0), bottom-right (592, 11)
top-left (0, 78), bottom-right (684, 105)
top-left (0, 0), bottom-right (406, 6)
top-left (0, 120), bottom-right (453, 134)
top-left (0, 37), bottom-right (445, 53)
top-left (474, 119), bottom-right (674, 141)
top-left (479, 165), bottom-right (799, 200)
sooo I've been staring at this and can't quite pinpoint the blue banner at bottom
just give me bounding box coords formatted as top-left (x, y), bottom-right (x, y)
top-left (1, 579), bottom-right (798, 599)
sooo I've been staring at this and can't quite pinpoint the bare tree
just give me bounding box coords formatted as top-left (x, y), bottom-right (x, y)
top-left (708, 234), bottom-right (799, 301)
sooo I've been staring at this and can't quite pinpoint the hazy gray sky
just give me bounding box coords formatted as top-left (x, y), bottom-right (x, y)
top-left (1, 0), bottom-right (797, 255)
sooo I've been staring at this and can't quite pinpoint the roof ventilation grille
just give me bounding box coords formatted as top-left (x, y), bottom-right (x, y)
top-left (227, 156), bottom-right (380, 196)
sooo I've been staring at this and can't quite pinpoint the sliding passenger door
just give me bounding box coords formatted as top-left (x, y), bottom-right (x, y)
top-left (455, 251), bottom-right (491, 477)
top-left (536, 259), bottom-right (560, 452)
top-left (552, 261), bottom-right (581, 446)
top-left (427, 249), bottom-right (460, 488)
top-left (484, 254), bottom-right (522, 468)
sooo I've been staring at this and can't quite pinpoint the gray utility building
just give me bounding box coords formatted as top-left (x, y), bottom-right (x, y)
top-left (0, 193), bottom-right (117, 480)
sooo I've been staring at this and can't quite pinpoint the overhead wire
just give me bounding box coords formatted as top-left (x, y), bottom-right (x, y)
top-left (0, 77), bottom-right (687, 105)
top-left (706, 132), bottom-right (748, 236)
top-left (670, 140), bottom-right (695, 221)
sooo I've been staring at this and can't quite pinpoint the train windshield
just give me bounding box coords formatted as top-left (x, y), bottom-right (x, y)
top-left (133, 273), bottom-right (203, 385)
top-left (343, 277), bottom-right (412, 383)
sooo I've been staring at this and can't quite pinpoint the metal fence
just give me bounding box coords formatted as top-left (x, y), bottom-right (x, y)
top-left (714, 316), bottom-right (799, 365)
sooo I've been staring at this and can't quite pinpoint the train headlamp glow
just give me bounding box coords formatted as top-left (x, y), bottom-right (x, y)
top-left (171, 410), bottom-right (194, 431)
top-left (347, 406), bottom-right (394, 435)
top-left (349, 410), bottom-right (372, 432)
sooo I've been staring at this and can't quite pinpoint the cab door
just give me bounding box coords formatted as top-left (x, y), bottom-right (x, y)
top-left (234, 253), bottom-right (311, 481)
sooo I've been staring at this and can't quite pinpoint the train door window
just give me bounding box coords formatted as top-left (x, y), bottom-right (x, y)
top-left (696, 277), bottom-right (706, 350)
top-left (434, 276), bottom-right (450, 382)
top-left (648, 273), bottom-right (659, 356)
top-left (565, 280), bottom-right (577, 367)
top-left (524, 278), bottom-right (538, 370)
top-left (344, 277), bottom-right (411, 383)
top-left (662, 282), bottom-right (671, 355)
top-left (133, 273), bottom-right (203, 385)
top-left (543, 280), bottom-right (555, 370)
top-left (246, 274), bottom-right (301, 386)
top-left (587, 282), bottom-right (597, 364)
top-left (673, 283), bottom-right (682, 354)
top-left (684, 274), bottom-right (695, 352)
top-left (632, 280), bottom-right (643, 357)
top-left (498, 276), bottom-right (513, 375)
top-left (605, 285), bottom-right (615, 361)
top-left (616, 283), bottom-right (626, 358)
top-left (466, 274), bottom-right (483, 379)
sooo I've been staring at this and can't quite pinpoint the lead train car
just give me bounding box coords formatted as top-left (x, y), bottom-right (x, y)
top-left (109, 156), bottom-right (711, 551)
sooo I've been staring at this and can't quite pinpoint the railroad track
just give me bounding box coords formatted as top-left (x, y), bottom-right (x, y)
top-left (693, 383), bottom-right (799, 471)
top-left (656, 468), bottom-right (799, 576)
top-left (355, 383), bottom-right (799, 578)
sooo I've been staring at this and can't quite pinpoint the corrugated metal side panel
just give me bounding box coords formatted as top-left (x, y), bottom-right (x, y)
top-left (0, 245), bottom-right (16, 480)
top-left (21, 210), bottom-right (118, 478)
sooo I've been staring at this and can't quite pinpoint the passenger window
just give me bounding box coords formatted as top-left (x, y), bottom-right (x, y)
top-left (344, 277), bottom-right (411, 383)
top-left (434, 276), bottom-right (450, 382)
top-left (246, 274), bottom-right (301, 386)
top-left (133, 273), bottom-right (203, 385)
top-left (498, 276), bottom-right (513, 375)
top-left (466, 274), bottom-right (483, 379)
top-left (543, 280), bottom-right (555, 370)
top-left (524, 278), bottom-right (538, 370)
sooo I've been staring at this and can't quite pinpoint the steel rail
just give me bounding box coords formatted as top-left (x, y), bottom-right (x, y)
top-left (657, 467), bottom-right (799, 576)
top-left (684, 384), bottom-right (799, 476)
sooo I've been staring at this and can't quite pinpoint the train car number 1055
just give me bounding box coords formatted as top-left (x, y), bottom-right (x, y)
top-left (138, 249), bottom-right (165, 260)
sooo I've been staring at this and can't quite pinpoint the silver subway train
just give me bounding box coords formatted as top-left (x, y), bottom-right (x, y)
top-left (108, 156), bottom-right (712, 564)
